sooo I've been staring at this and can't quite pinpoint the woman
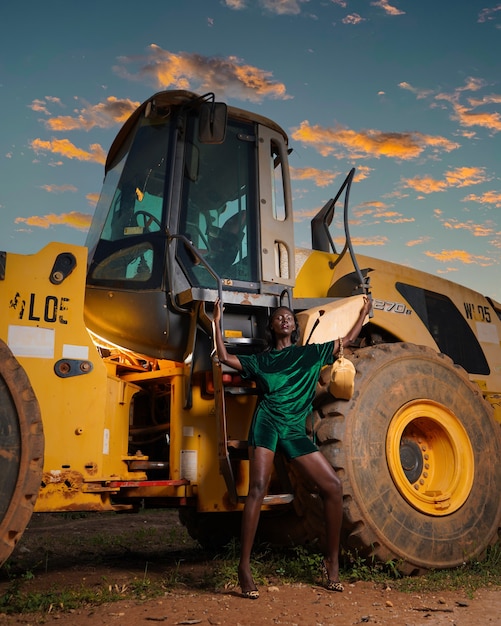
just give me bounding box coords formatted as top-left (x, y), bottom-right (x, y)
top-left (212, 296), bottom-right (372, 599)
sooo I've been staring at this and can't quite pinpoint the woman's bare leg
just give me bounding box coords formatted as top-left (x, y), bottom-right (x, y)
top-left (292, 451), bottom-right (343, 582)
top-left (238, 446), bottom-right (275, 592)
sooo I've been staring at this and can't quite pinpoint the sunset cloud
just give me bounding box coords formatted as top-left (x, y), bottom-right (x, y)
top-left (224, 0), bottom-right (246, 8)
top-left (424, 249), bottom-right (494, 266)
top-left (448, 101), bottom-right (501, 133)
top-left (43, 96), bottom-right (139, 132)
top-left (469, 94), bottom-right (501, 107)
top-left (354, 201), bottom-right (414, 225)
top-left (371, 0), bottom-right (405, 16)
top-left (290, 166), bottom-right (339, 187)
top-left (29, 97), bottom-right (63, 115)
top-left (354, 166), bottom-right (373, 181)
top-left (260, 0), bottom-right (303, 15)
top-left (40, 184), bottom-right (78, 193)
top-left (224, 0), bottom-right (322, 14)
top-left (336, 235), bottom-right (389, 246)
top-left (398, 81), bottom-right (433, 100)
top-left (291, 121), bottom-right (459, 160)
top-left (15, 211), bottom-right (92, 231)
top-left (86, 192), bottom-right (100, 207)
top-left (399, 77), bottom-right (501, 136)
top-left (293, 206), bottom-right (322, 222)
top-left (406, 236), bottom-right (431, 246)
top-left (342, 13), bottom-right (365, 25)
top-left (402, 166), bottom-right (488, 194)
top-left (462, 190), bottom-right (501, 207)
top-left (477, 4), bottom-right (501, 23)
top-left (30, 138), bottom-right (106, 164)
top-left (114, 46), bottom-right (290, 102)
top-left (441, 218), bottom-right (497, 237)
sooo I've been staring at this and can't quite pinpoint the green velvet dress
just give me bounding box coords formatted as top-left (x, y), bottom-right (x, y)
top-left (239, 341), bottom-right (334, 459)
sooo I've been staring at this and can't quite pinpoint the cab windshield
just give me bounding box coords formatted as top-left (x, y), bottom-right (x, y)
top-left (177, 117), bottom-right (258, 289)
top-left (86, 118), bottom-right (170, 288)
top-left (86, 107), bottom-right (258, 293)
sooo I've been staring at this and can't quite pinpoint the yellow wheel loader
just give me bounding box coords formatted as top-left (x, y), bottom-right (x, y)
top-left (1, 91), bottom-right (500, 574)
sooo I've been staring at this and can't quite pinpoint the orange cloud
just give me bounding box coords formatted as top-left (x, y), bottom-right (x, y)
top-left (425, 249), bottom-right (494, 266)
top-left (451, 102), bottom-right (501, 133)
top-left (224, 0), bottom-right (246, 9)
top-left (353, 166), bottom-right (373, 181)
top-left (398, 82), bottom-right (433, 99)
top-left (291, 121), bottom-right (459, 160)
top-left (441, 219), bottom-right (496, 237)
top-left (29, 96), bottom-right (63, 115)
top-left (86, 192), bottom-right (100, 206)
top-left (260, 0), bottom-right (302, 15)
top-left (402, 166), bottom-right (488, 194)
top-left (385, 217), bottom-right (415, 224)
top-left (15, 211), bottom-right (92, 231)
top-left (433, 79), bottom-right (501, 134)
top-left (342, 13), bottom-right (365, 24)
top-left (290, 166), bottom-right (339, 187)
top-left (30, 138), bottom-right (106, 164)
top-left (371, 0), bottom-right (405, 16)
top-left (457, 77), bottom-right (486, 93)
top-left (354, 202), bottom-right (414, 225)
top-left (335, 235), bottom-right (389, 246)
top-left (400, 77), bottom-right (501, 136)
top-left (403, 175), bottom-right (449, 194)
top-left (469, 94), bottom-right (501, 106)
top-left (406, 236), bottom-right (431, 246)
top-left (444, 166), bottom-right (488, 187)
top-left (44, 96), bottom-right (139, 132)
top-left (463, 190), bottom-right (501, 208)
top-left (293, 207), bottom-right (321, 222)
top-left (114, 46), bottom-right (290, 102)
top-left (40, 184), bottom-right (77, 193)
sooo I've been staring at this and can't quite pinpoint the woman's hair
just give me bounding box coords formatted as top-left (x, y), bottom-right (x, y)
top-left (264, 306), bottom-right (300, 349)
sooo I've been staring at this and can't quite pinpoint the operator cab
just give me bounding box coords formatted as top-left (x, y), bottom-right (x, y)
top-left (84, 91), bottom-right (295, 361)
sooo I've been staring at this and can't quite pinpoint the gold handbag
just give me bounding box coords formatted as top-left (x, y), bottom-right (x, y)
top-left (329, 338), bottom-right (356, 400)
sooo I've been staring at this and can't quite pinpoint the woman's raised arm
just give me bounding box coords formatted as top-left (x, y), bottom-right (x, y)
top-left (211, 298), bottom-right (243, 371)
top-left (334, 296), bottom-right (372, 355)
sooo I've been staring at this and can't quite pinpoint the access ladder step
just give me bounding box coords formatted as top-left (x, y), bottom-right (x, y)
top-left (238, 493), bottom-right (294, 506)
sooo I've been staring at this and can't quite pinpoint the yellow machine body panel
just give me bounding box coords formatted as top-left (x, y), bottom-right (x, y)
top-left (0, 243), bottom-right (258, 515)
top-left (0, 243), bottom-right (146, 511)
top-left (295, 248), bottom-right (501, 423)
top-left (118, 358), bottom-right (256, 512)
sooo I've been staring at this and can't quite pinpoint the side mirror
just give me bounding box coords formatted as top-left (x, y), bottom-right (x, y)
top-left (199, 102), bottom-right (227, 144)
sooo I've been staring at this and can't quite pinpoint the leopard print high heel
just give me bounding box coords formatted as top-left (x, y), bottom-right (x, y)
top-left (320, 561), bottom-right (344, 592)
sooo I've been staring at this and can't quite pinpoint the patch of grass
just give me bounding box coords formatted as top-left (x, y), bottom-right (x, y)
top-left (342, 550), bottom-right (402, 583)
top-left (392, 542), bottom-right (501, 595)
top-left (2, 510), bottom-right (500, 616)
top-left (0, 581), bottom-right (124, 614)
top-left (209, 541), bottom-right (402, 591)
top-left (207, 539), bottom-right (501, 595)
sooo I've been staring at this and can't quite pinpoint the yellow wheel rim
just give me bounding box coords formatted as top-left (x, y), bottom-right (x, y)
top-left (386, 399), bottom-right (474, 516)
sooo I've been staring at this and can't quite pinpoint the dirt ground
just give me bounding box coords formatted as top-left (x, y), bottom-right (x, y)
top-left (0, 510), bottom-right (500, 626)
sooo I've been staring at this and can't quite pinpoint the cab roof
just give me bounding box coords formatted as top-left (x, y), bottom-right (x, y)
top-left (105, 90), bottom-right (289, 174)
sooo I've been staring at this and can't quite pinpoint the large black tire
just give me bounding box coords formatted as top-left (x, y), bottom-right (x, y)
top-left (0, 340), bottom-right (44, 567)
top-left (179, 506), bottom-right (307, 551)
top-left (178, 509), bottom-right (242, 550)
top-left (293, 342), bottom-right (501, 574)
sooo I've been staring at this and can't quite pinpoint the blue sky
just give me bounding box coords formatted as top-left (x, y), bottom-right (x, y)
top-left (2, 0), bottom-right (501, 300)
